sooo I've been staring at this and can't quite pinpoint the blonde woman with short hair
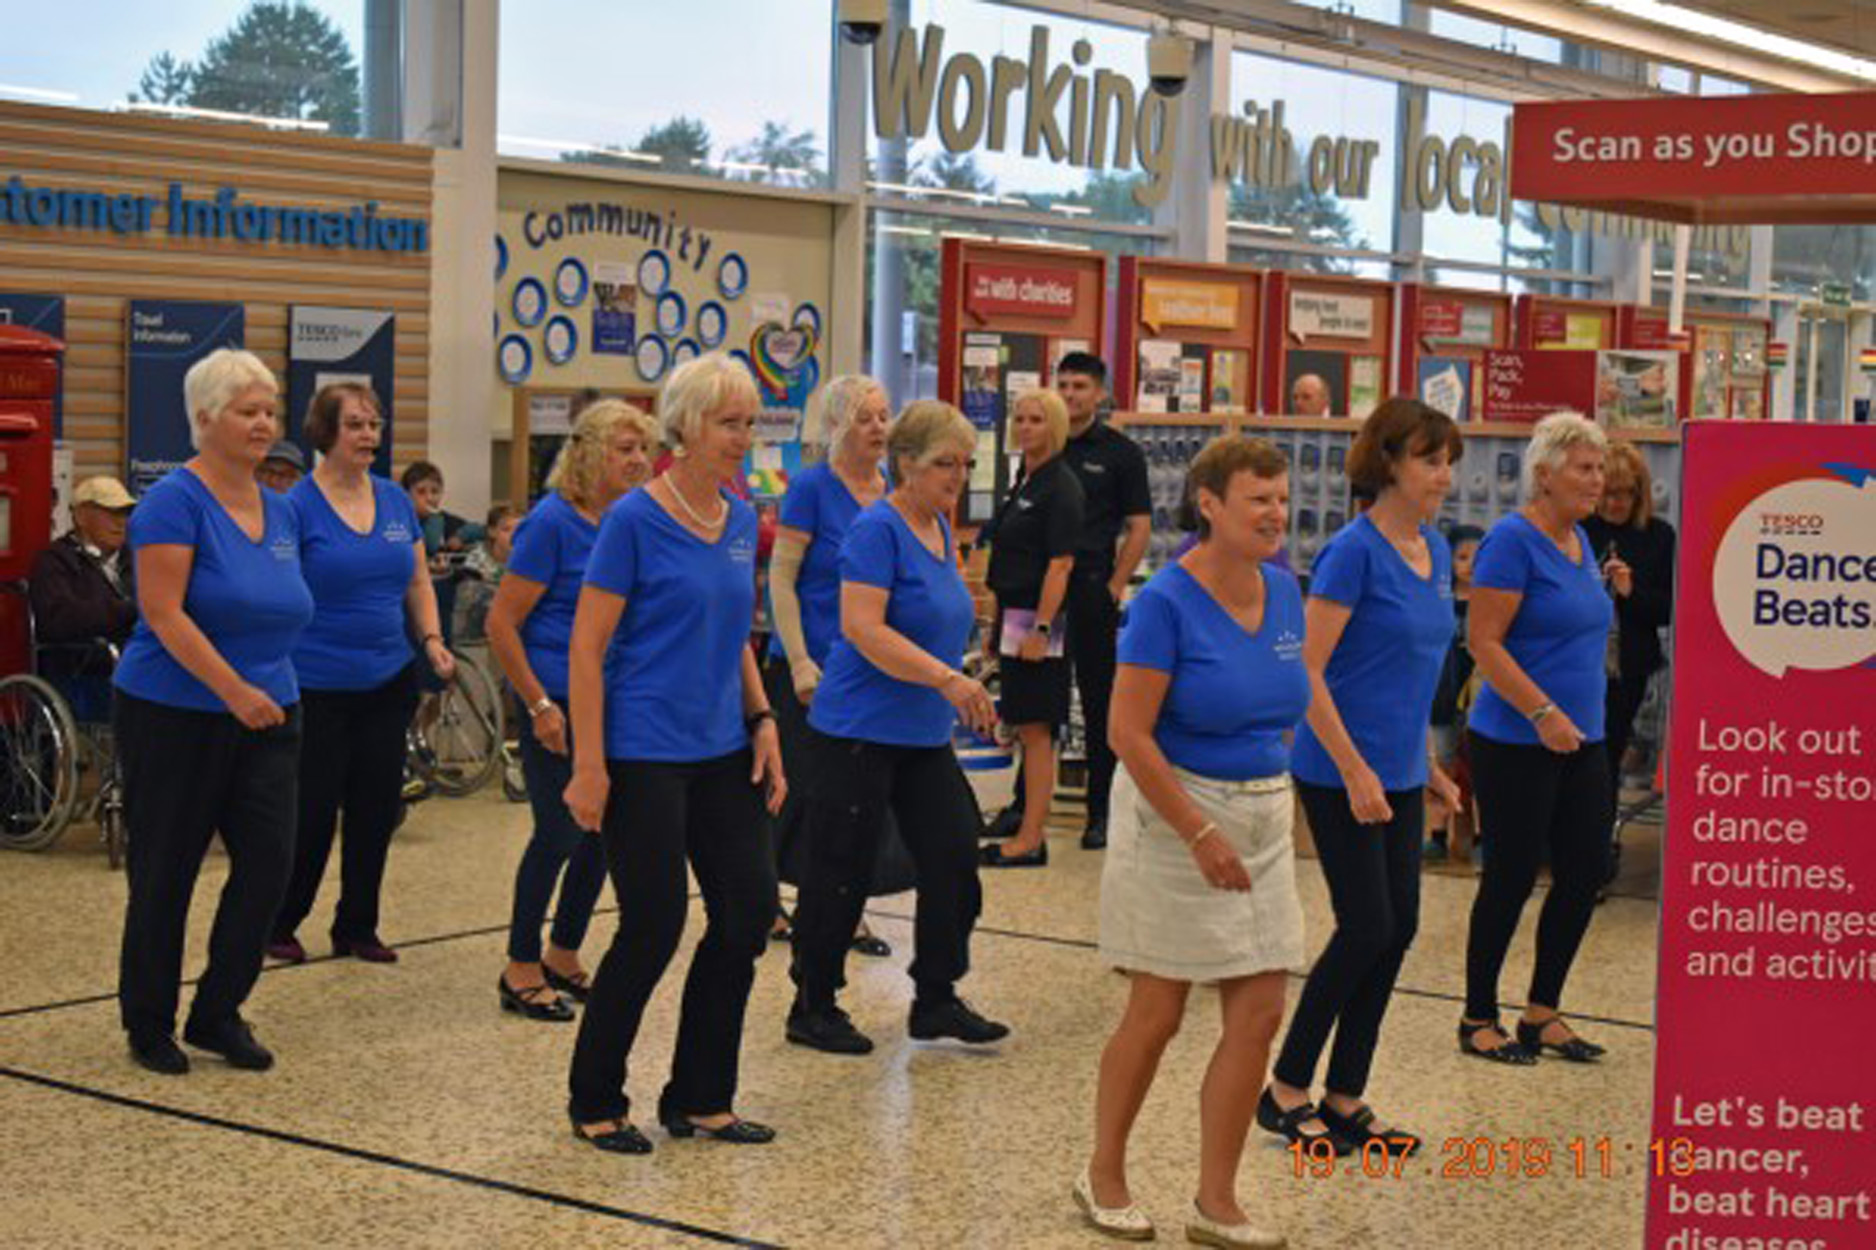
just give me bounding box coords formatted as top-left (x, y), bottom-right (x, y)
top-left (981, 388), bottom-right (1082, 868)
top-left (1460, 412), bottom-right (1616, 1065)
top-left (485, 399), bottom-right (657, 1021)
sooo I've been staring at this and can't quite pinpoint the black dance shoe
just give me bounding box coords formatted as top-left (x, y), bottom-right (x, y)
top-left (1457, 1019), bottom-right (1537, 1066)
top-left (570, 1116), bottom-right (653, 1154)
top-left (1317, 1103), bottom-right (1422, 1156)
top-left (129, 1032), bottom-right (190, 1076)
top-left (660, 1114), bottom-right (777, 1144)
top-left (541, 965), bottom-right (592, 1004)
top-left (786, 1004), bottom-right (875, 1055)
top-left (182, 1016), bottom-right (274, 1071)
top-left (1516, 1017), bottom-right (1607, 1063)
top-left (1255, 1088), bottom-right (1353, 1156)
top-left (909, 996), bottom-right (1010, 1044)
top-left (499, 976), bottom-right (575, 1022)
top-left (981, 841), bottom-right (1047, 868)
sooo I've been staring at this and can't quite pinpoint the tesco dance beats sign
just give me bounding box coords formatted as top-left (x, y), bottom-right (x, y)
top-left (1649, 423), bottom-right (1876, 1249)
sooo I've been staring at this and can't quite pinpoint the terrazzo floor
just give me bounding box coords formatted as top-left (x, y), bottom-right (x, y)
top-left (1, 779), bottom-right (1664, 1248)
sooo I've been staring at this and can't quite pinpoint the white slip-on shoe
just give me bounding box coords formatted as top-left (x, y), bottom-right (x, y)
top-left (1184, 1201), bottom-right (1285, 1249)
top-left (1072, 1171), bottom-right (1156, 1241)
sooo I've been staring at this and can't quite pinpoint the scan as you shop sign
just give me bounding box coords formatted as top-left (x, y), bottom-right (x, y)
top-left (1648, 422), bottom-right (1875, 1249)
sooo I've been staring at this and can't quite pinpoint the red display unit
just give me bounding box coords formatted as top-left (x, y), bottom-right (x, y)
top-left (1113, 258), bottom-right (1264, 418)
top-left (1514, 294), bottom-right (1619, 351)
top-left (1397, 284), bottom-right (1513, 424)
top-left (1619, 305), bottom-right (1773, 422)
top-left (1260, 272), bottom-right (1395, 418)
top-left (0, 326), bottom-right (65, 676)
top-left (938, 238), bottom-right (1106, 522)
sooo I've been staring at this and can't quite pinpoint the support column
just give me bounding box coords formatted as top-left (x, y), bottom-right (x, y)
top-left (1155, 27), bottom-right (1228, 263)
top-left (828, 27), bottom-right (869, 382)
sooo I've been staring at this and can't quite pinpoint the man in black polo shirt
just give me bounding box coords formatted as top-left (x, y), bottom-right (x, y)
top-left (985, 352), bottom-right (1150, 851)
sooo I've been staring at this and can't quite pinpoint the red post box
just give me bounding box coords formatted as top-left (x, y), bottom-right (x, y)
top-left (0, 325), bottom-right (64, 676)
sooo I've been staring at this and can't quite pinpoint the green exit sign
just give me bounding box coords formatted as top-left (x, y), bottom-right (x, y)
top-left (1820, 282), bottom-right (1852, 307)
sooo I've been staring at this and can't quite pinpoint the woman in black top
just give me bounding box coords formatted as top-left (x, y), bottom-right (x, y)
top-left (982, 389), bottom-right (1084, 869)
top-left (1581, 439), bottom-right (1675, 819)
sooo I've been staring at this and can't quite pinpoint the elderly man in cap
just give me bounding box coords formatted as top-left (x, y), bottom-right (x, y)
top-left (28, 476), bottom-right (139, 716)
top-left (257, 440), bottom-right (307, 494)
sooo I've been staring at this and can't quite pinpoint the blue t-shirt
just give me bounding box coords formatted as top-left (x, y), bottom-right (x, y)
top-left (287, 476), bottom-right (420, 692)
top-left (1292, 517), bottom-right (1454, 791)
top-left (114, 468), bottom-right (314, 713)
top-left (809, 502), bottom-right (976, 749)
top-left (1117, 563), bottom-right (1310, 781)
top-left (507, 492), bottom-right (600, 701)
top-left (1468, 513), bottom-right (1613, 745)
top-left (584, 489), bottom-right (758, 762)
top-left (767, 462), bottom-right (882, 667)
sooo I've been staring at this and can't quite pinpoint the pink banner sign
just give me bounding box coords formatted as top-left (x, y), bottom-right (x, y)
top-left (1647, 421), bottom-right (1876, 1249)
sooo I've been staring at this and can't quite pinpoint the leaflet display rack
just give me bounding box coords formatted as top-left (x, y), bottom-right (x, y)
top-left (1112, 258), bottom-right (1264, 420)
top-left (1397, 284), bottom-right (1513, 424)
top-left (938, 238), bottom-right (1107, 525)
top-left (1618, 305), bottom-right (1773, 422)
top-left (1260, 272), bottom-right (1395, 419)
top-left (1514, 293), bottom-right (1619, 351)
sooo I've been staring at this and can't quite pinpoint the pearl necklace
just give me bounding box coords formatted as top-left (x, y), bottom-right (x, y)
top-left (665, 473), bottom-right (727, 530)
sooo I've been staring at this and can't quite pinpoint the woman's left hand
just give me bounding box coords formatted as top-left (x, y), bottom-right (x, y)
top-left (751, 719), bottom-right (787, 814)
top-left (425, 637), bottom-right (456, 681)
top-left (1426, 765), bottom-right (1462, 818)
top-left (1018, 631), bottom-right (1048, 662)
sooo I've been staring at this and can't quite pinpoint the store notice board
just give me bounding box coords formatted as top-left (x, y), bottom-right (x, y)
top-left (1621, 306), bottom-right (1772, 422)
top-left (938, 238), bottom-right (1106, 524)
top-left (1261, 272), bottom-right (1394, 419)
top-left (1398, 284), bottom-right (1512, 425)
top-left (1113, 259), bottom-right (1263, 419)
top-left (1515, 294), bottom-right (1618, 352)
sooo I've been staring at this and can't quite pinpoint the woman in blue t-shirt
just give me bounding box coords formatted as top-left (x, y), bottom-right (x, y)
top-left (761, 375), bottom-right (902, 951)
top-left (1461, 413), bottom-right (1615, 1065)
top-left (267, 384), bottom-right (452, 967)
top-left (1079, 436), bottom-right (1308, 1248)
top-left (561, 354), bottom-right (785, 1155)
top-left (485, 399), bottom-right (655, 1021)
top-left (1263, 399), bottom-right (1465, 1158)
top-left (113, 349), bottom-right (314, 1077)
top-left (784, 402), bottom-right (1006, 1057)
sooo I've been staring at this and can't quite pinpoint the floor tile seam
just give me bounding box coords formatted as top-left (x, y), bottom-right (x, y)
top-left (0, 1064), bottom-right (785, 1249)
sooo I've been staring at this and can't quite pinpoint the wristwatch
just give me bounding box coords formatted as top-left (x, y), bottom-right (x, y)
top-left (746, 708), bottom-right (776, 733)
top-left (529, 696), bottom-right (555, 719)
top-left (1033, 620), bottom-right (1053, 637)
top-left (1528, 702), bottom-right (1557, 725)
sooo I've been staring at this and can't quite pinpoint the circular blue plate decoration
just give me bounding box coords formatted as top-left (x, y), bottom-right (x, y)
top-left (672, 337), bottom-right (701, 365)
top-left (717, 252), bottom-right (748, 299)
top-left (696, 300), bottom-right (728, 349)
top-left (792, 302), bottom-right (823, 339)
top-left (553, 257), bottom-right (589, 307)
top-left (638, 249), bottom-right (672, 297)
top-left (544, 315), bottom-right (579, 365)
top-left (656, 291), bottom-right (688, 338)
top-left (495, 234), bottom-right (509, 281)
top-left (635, 335), bottom-right (670, 383)
top-left (512, 277), bottom-right (548, 328)
top-left (498, 334), bottom-right (533, 384)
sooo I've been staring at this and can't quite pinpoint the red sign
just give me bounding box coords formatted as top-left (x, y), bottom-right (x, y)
top-left (1647, 422), bottom-right (1876, 1247)
top-left (963, 263), bottom-right (1079, 320)
top-left (1419, 299), bottom-right (1463, 338)
top-left (1512, 92), bottom-right (1876, 224)
top-left (1479, 348), bottom-right (1596, 423)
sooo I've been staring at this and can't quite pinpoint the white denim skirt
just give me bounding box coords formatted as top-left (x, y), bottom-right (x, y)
top-left (1098, 763), bottom-right (1305, 983)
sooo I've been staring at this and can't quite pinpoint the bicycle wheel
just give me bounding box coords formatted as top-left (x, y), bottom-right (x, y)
top-left (0, 674), bottom-right (82, 851)
top-left (418, 652), bottom-right (504, 796)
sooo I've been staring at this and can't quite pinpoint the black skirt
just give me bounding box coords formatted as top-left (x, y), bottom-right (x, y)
top-left (998, 654), bottom-right (1072, 727)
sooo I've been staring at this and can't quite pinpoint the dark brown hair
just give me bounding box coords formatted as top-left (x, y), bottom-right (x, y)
top-left (1347, 397), bottom-right (1463, 499)
top-left (303, 382), bottom-right (383, 454)
top-left (1188, 435), bottom-right (1289, 541)
top-left (400, 459), bottom-right (443, 491)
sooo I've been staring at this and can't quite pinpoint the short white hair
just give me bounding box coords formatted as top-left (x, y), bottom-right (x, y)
top-left (1522, 411), bottom-right (1608, 500)
top-left (183, 349), bottom-right (277, 450)
top-left (805, 374), bottom-right (887, 453)
top-left (659, 353), bottom-right (759, 450)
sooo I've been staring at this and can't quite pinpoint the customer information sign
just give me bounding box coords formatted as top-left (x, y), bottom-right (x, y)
top-left (1649, 422), bottom-right (1876, 1248)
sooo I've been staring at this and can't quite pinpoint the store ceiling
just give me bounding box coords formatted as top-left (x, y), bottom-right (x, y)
top-left (1660, 1), bottom-right (1876, 60)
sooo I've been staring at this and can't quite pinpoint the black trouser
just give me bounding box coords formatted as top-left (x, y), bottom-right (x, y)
top-left (762, 656), bottom-right (814, 887)
top-left (1463, 732), bottom-right (1612, 1021)
top-left (115, 691), bottom-right (301, 1042)
top-left (1603, 668), bottom-right (1653, 813)
top-left (273, 666), bottom-right (419, 945)
top-left (1002, 570), bottom-right (1121, 826)
top-left (567, 751), bottom-right (777, 1125)
top-left (791, 734), bottom-right (983, 1010)
top-left (1273, 783), bottom-right (1423, 1099)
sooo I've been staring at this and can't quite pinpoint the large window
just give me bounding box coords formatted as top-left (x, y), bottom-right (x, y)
top-left (2, 1), bottom-right (375, 136)
top-left (499, 1), bottom-right (833, 183)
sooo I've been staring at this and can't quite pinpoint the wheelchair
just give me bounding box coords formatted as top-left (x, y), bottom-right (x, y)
top-left (0, 580), bottom-right (127, 866)
top-left (405, 641), bottom-right (506, 799)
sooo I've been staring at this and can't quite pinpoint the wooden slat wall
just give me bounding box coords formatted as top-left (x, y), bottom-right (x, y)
top-left (0, 101), bottom-right (433, 479)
